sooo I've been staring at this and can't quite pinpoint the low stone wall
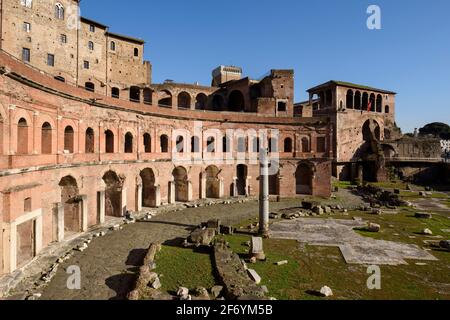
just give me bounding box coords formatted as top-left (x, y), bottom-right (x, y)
top-left (213, 240), bottom-right (266, 300)
top-left (127, 243), bottom-right (171, 300)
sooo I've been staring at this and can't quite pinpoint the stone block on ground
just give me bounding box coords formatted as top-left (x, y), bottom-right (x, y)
top-left (366, 223), bottom-right (381, 233)
top-left (207, 219), bottom-right (221, 233)
top-left (220, 225), bottom-right (234, 235)
top-left (439, 240), bottom-right (450, 250)
top-left (177, 287), bottom-right (189, 297)
top-left (250, 237), bottom-right (265, 260)
top-left (210, 286), bottom-right (224, 299)
top-left (415, 212), bottom-right (432, 219)
top-left (247, 269), bottom-right (262, 285)
top-left (320, 286), bottom-right (333, 297)
top-left (313, 206), bottom-right (324, 215)
top-left (189, 228), bottom-right (216, 246)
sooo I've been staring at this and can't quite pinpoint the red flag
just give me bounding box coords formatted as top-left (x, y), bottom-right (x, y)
top-left (367, 100), bottom-right (372, 112)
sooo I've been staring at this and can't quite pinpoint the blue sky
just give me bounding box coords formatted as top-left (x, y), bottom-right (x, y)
top-left (81, 0), bottom-right (450, 133)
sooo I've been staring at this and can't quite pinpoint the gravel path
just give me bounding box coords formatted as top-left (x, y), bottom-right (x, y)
top-left (38, 199), bottom-right (301, 300)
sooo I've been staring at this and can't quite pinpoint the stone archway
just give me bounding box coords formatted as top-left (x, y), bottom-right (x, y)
top-left (140, 168), bottom-right (158, 207)
top-left (295, 163), bottom-right (313, 195)
top-left (172, 166), bottom-right (189, 202)
top-left (102, 171), bottom-right (124, 217)
top-left (205, 165), bottom-right (221, 198)
top-left (59, 176), bottom-right (81, 237)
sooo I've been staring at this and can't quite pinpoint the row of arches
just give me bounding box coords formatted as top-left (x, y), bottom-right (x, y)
top-left (5, 117), bottom-right (317, 156)
top-left (99, 86), bottom-right (248, 112)
top-left (172, 135), bottom-right (312, 154)
top-left (59, 162), bottom-right (316, 230)
top-left (346, 90), bottom-right (390, 113)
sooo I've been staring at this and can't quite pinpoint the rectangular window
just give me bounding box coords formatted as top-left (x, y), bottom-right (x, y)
top-left (23, 22), bottom-right (31, 32)
top-left (60, 34), bottom-right (67, 44)
top-left (277, 101), bottom-right (287, 112)
top-left (24, 197), bottom-right (32, 213)
top-left (22, 48), bottom-right (30, 62)
top-left (47, 54), bottom-right (55, 67)
top-left (317, 137), bottom-right (326, 153)
top-left (83, 60), bottom-right (90, 69)
top-left (89, 24), bottom-right (95, 32)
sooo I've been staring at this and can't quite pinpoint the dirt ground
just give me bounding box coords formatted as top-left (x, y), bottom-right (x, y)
top-left (36, 199), bottom-right (302, 300)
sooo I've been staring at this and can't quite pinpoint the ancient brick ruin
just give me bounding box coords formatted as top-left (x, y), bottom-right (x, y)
top-left (0, 0), bottom-right (444, 278)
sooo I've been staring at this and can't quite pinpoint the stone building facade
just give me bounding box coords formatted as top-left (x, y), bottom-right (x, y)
top-left (304, 81), bottom-right (398, 181)
top-left (0, 1), bottom-right (333, 277)
top-left (0, 0), bottom-right (151, 94)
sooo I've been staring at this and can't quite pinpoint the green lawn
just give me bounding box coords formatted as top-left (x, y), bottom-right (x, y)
top-left (333, 181), bottom-right (357, 189)
top-left (223, 208), bottom-right (450, 300)
top-left (154, 245), bottom-right (217, 295)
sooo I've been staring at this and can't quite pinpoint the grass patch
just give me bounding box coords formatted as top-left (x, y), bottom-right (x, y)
top-left (369, 181), bottom-right (409, 190)
top-left (224, 208), bottom-right (450, 300)
top-left (333, 181), bottom-right (356, 189)
top-left (155, 245), bottom-right (217, 295)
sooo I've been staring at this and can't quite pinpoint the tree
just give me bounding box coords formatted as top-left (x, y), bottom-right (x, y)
top-left (419, 122), bottom-right (450, 139)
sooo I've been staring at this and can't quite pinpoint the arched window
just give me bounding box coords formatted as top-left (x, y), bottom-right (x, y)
top-left (376, 94), bottom-right (383, 112)
top-left (237, 137), bottom-right (246, 153)
top-left (110, 41), bottom-right (116, 51)
top-left (105, 130), bottom-right (114, 153)
top-left (268, 138), bottom-right (278, 153)
top-left (158, 90), bottom-right (172, 107)
top-left (362, 92), bottom-right (369, 111)
top-left (346, 90), bottom-right (354, 109)
top-left (301, 137), bottom-right (310, 153)
top-left (178, 92), bottom-right (191, 109)
top-left (55, 3), bottom-right (64, 20)
top-left (111, 87), bottom-right (120, 99)
top-left (129, 86), bottom-right (140, 103)
top-left (252, 137), bottom-right (260, 153)
top-left (207, 137), bottom-right (216, 153)
top-left (64, 126), bottom-right (74, 154)
top-left (176, 136), bottom-right (184, 153)
top-left (85, 127), bottom-right (94, 153)
top-left (41, 122), bottom-right (52, 154)
top-left (222, 136), bottom-right (230, 153)
top-left (195, 93), bottom-right (207, 110)
top-left (284, 138), bottom-right (293, 152)
top-left (17, 118), bottom-right (28, 155)
top-left (385, 105), bottom-right (390, 114)
top-left (354, 91), bottom-right (362, 110)
top-left (160, 135), bottom-right (169, 153)
top-left (191, 136), bottom-right (200, 153)
top-left (369, 93), bottom-right (376, 112)
top-left (228, 90), bottom-right (245, 112)
top-left (325, 90), bottom-right (332, 106)
top-left (85, 82), bottom-right (95, 92)
top-left (124, 132), bottom-right (133, 153)
top-left (88, 41), bottom-right (94, 51)
top-left (143, 88), bottom-right (152, 105)
top-left (212, 95), bottom-right (224, 111)
top-left (143, 133), bottom-right (151, 153)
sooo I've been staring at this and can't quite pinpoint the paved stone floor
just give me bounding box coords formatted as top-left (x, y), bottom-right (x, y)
top-left (8, 198), bottom-right (302, 300)
top-left (271, 218), bottom-right (439, 266)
